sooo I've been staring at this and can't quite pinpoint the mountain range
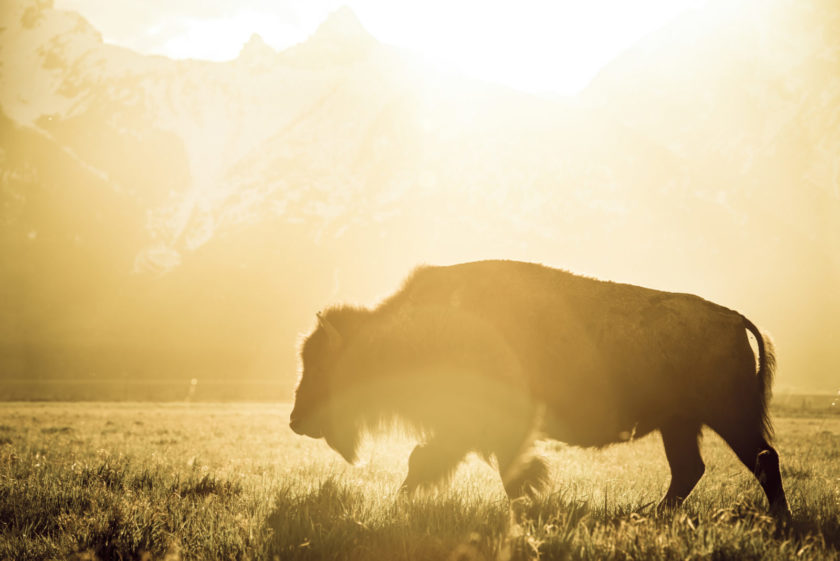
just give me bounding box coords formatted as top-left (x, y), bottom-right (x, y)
top-left (1, 0), bottom-right (838, 396)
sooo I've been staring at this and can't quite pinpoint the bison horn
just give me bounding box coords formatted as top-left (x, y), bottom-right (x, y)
top-left (316, 311), bottom-right (343, 349)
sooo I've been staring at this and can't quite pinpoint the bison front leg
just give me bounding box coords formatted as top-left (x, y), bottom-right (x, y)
top-left (496, 452), bottom-right (550, 500)
top-left (494, 447), bottom-right (550, 529)
top-left (399, 441), bottom-right (468, 494)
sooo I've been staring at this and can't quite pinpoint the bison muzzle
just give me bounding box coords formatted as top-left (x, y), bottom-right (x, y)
top-left (289, 260), bottom-right (790, 518)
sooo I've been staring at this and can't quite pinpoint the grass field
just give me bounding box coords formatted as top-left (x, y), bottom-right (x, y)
top-left (0, 402), bottom-right (838, 560)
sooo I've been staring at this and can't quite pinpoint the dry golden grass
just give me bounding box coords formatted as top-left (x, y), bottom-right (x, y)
top-left (0, 402), bottom-right (838, 560)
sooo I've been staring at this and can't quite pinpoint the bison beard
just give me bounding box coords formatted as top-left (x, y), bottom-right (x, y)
top-left (290, 260), bottom-right (791, 518)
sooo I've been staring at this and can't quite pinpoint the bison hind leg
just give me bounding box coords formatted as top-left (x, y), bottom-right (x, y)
top-left (755, 445), bottom-right (791, 521)
top-left (710, 424), bottom-right (791, 520)
top-left (657, 419), bottom-right (705, 512)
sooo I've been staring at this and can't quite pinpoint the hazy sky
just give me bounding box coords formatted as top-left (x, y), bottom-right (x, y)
top-left (54, 0), bottom-right (707, 94)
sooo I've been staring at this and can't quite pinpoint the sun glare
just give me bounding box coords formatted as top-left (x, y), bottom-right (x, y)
top-left (56, 0), bottom-right (708, 95)
top-left (351, 0), bottom-right (710, 94)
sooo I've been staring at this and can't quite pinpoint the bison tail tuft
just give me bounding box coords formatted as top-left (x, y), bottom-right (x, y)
top-left (743, 316), bottom-right (777, 442)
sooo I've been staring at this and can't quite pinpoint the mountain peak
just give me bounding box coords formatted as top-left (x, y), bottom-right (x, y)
top-left (241, 33), bottom-right (270, 52)
top-left (281, 6), bottom-right (376, 66)
top-left (237, 33), bottom-right (278, 68)
top-left (314, 6), bottom-right (369, 41)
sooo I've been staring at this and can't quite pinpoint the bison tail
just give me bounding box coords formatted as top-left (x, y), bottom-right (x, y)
top-left (742, 316), bottom-right (777, 442)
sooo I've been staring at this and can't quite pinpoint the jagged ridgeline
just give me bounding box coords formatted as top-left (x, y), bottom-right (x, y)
top-left (0, 0), bottom-right (838, 397)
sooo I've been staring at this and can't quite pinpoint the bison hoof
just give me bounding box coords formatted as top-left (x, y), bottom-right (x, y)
top-left (771, 504), bottom-right (792, 525)
top-left (397, 481), bottom-right (416, 497)
top-left (654, 498), bottom-right (683, 515)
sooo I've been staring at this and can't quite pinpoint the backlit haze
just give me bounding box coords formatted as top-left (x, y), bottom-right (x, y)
top-left (1, 0), bottom-right (838, 399)
top-left (55, 0), bottom-right (707, 95)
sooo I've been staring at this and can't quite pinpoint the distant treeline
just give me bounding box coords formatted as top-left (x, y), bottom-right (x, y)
top-left (1, 380), bottom-right (837, 416)
top-left (771, 394), bottom-right (840, 418)
top-left (0, 378), bottom-right (287, 402)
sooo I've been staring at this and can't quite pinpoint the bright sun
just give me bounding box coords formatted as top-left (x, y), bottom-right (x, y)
top-left (56, 0), bottom-right (708, 95)
top-left (351, 0), bottom-right (709, 94)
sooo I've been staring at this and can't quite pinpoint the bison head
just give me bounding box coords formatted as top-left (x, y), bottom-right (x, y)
top-left (290, 308), bottom-right (368, 463)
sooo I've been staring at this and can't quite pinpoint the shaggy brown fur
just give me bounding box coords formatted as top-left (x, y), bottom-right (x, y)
top-left (290, 260), bottom-right (790, 517)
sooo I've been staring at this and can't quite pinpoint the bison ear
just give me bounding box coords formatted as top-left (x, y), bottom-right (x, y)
top-left (316, 311), bottom-right (343, 350)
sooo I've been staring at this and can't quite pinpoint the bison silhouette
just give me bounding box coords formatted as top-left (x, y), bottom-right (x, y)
top-left (290, 260), bottom-right (790, 517)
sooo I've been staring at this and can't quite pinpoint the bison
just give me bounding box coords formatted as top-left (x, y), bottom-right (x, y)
top-left (289, 260), bottom-right (790, 517)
